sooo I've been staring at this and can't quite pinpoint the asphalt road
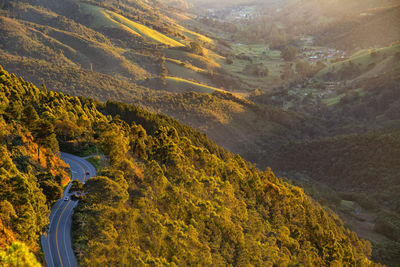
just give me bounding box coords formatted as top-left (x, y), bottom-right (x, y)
top-left (41, 152), bottom-right (96, 267)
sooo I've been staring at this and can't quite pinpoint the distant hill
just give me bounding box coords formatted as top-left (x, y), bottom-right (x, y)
top-left (315, 43), bottom-right (400, 131)
top-left (317, 43), bottom-right (400, 80)
top-left (314, 5), bottom-right (400, 51)
top-left (268, 0), bottom-right (399, 50)
top-left (157, 0), bottom-right (191, 9)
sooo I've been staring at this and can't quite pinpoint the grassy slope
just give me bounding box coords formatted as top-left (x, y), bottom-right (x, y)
top-left (165, 76), bottom-right (226, 93)
top-left (175, 23), bottom-right (214, 45)
top-left (0, 9), bottom-right (150, 79)
top-left (216, 43), bottom-right (284, 89)
top-left (104, 10), bottom-right (184, 47)
top-left (155, 4), bottom-right (214, 45)
top-left (317, 43), bottom-right (400, 78)
top-left (0, 52), bottom-right (153, 103)
top-left (165, 58), bottom-right (204, 72)
top-left (163, 48), bottom-right (220, 70)
top-left (165, 61), bottom-right (208, 83)
top-left (80, 3), bottom-right (183, 47)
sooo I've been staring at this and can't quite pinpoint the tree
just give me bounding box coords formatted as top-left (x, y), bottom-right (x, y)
top-left (0, 242), bottom-right (41, 267)
top-left (41, 82), bottom-right (47, 92)
top-left (69, 179), bottom-right (84, 193)
top-left (0, 200), bottom-right (16, 229)
top-left (186, 42), bottom-right (204, 56)
top-left (39, 179), bottom-right (63, 205)
top-left (84, 176), bottom-right (128, 207)
top-left (99, 124), bottom-right (129, 165)
top-left (22, 105), bottom-right (39, 130)
top-left (32, 119), bottom-right (59, 153)
top-left (281, 46), bottom-right (297, 61)
top-left (130, 123), bottom-right (148, 159)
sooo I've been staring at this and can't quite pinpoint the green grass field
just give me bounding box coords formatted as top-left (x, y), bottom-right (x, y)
top-left (231, 43), bottom-right (281, 59)
top-left (217, 43), bottom-right (284, 89)
top-left (323, 93), bottom-right (345, 106)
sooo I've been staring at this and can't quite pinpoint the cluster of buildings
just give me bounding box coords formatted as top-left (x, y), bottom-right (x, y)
top-left (298, 36), bottom-right (346, 62)
top-left (301, 47), bottom-right (346, 62)
top-left (201, 5), bottom-right (255, 22)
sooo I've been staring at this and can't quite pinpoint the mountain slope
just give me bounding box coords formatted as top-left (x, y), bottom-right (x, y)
top-left (314, 5), bottom-right (400, 51)
top-left (0, 65), bottom-right (380, 265)
top-left (0, 0), bottom-right (298, 162)
top-left (278, 0), bottom-right (398, 37)
top-left (269, 132), bottom-right (400, 265)
top-left (0, 65), bottom-right (107, 260)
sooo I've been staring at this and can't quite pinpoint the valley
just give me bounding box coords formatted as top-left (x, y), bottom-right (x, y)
top-left (0, 0), bottom-right (399, 266)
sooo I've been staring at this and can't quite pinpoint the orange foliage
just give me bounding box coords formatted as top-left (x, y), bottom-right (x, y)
top-left (0, 219), bottom-right (16, 250)
top-left (264, 181), bottom-right (282, 195)
top-left (131, 161), bottom-right (144, 181)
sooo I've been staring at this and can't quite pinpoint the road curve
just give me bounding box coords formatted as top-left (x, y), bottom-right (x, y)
top-left (41, 152), bottom-right (96, 267)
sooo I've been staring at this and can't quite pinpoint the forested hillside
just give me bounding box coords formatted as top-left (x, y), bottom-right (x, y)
top-left (269, 132), bottom-right (400, 265)
top-left (0, 65), bottom-right (107, 264)
top-left (0, 66), bottom-right (380, 265)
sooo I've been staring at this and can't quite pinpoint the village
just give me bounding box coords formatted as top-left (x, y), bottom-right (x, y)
top-left (199, 4), bottom-right (256, 22)
top-left (299, 36), bottom-right (347, 62)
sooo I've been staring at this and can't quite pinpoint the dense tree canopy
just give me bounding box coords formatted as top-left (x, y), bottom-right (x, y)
top-left (0, 65), bottom-right (107, 259)
top-left (0, 65), bottom-right (380, 266)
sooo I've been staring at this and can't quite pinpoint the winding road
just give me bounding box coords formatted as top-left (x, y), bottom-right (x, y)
top-left (41, 153), bottom-right (96, 267)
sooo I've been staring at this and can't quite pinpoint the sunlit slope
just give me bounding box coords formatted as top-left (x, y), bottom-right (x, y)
top-left (80, 3), bottom-right (183, 47)
top-left (164, 48), bottom-right (220, 70)
top-left (0, 11), bottom-right (149, 79)
top-left (175, 23), bottom-right (214, 45)
top-left (166, 76), bottom-right (226, 93)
